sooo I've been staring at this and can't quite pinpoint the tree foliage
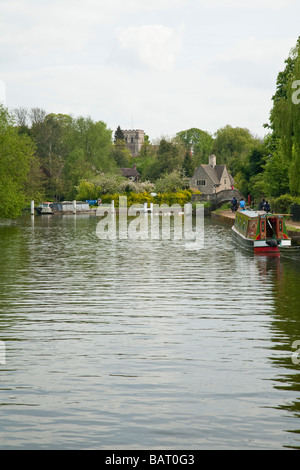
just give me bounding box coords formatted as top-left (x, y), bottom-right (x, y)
top-left (212, 125), bottom-right (261, 175)
top-left (268, 36), bottom-right (300, 195)
top-left (176, 128), bottom-right (214, 166)
top-left (0, 105), bottom-right (40, 218)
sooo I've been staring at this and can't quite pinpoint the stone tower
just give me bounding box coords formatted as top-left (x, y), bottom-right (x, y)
top-left (123, 129), bottom-right (145, 157)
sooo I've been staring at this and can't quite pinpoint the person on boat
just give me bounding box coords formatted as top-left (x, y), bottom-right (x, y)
top-left (239, 198), bottom-right (246, 210)
top-left (264, 201), bottom-right (271, 213)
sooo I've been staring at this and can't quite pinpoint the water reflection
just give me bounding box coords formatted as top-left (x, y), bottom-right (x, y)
top-left (0, 214), bottom-right (300, 449)
top-left (259, 256), bottom-right (300, 448)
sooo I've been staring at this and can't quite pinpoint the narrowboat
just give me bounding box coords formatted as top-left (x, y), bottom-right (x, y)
top-left (231, 210), bottom-right (291, 254)
top-left (36, 202), bottom-right (54, 215)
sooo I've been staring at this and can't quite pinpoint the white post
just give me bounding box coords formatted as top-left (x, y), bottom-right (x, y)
top-left (150, 203), bottom-right (153, 213)
top-left (144, 202), bottom-right (147, 213)
top-left (111, 199), bottom-right (115, 213)
top-left (73, 200), bottom-right (77, 214)
top-left (31, 200), bottom-right (35, 215)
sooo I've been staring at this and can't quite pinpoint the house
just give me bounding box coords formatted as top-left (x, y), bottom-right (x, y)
top-left (120, 164), bottom-right (141, 182)
top-left (189, 154), bottom-right (234, 194)
top-left (123, 129), bottom-right (145, 157)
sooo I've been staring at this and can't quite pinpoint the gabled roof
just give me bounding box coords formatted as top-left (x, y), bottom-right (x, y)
top-left (120, 166), bottom-right (140, 178)
top-left (200, 165), bottom-right (222, 185)
top-left (198, 164), bottom-right (234, 185)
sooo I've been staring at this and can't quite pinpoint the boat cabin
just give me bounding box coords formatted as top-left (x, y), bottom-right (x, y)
top-left (234, 210), bottom-right (289, 241)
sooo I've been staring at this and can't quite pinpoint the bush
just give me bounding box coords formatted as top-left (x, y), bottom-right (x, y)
top-left (154, 169), bottom-right (189, 193)
top-left (98, 190), bottom-right (192, 208)
top-left (271, 194), bottom-right (300, 214)
top-left (76, 175), bottom-right (155, 200)
top-left (155, 190), bottom-right (192, 206)
top-left (76, 180), bottom-right (98, 200)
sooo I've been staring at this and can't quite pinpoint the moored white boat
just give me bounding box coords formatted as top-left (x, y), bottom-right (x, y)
top-left (36, 202), bottom-right (54, 215)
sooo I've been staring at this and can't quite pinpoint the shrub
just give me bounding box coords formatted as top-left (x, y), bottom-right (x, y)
top-left (271, 194), bottom-right (300, 214)
top-left (76, 180), bottom-right (98, 200)
top-left (97, 190), bottom-right (192, 208)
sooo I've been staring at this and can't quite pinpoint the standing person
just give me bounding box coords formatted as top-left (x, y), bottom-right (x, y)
top-left (239, 198), bottom-right (246, 210)
top-left (231, 196), bottom-right (238, 212)
top-left (259, 199), bottom-right (266, 211)
top-left (264, 201), bottom-right (271, 213)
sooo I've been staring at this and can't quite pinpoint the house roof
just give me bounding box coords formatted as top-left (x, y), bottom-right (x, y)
top-left (198, 164), bottom-right (234, 185)
top-left (120, 166), bottom-right (140, 178)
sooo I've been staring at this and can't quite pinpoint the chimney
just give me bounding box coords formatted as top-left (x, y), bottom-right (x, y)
top-left (132, 164), bottom-right (137, 170)
top-left (209, 154), bottom-right (216, 168)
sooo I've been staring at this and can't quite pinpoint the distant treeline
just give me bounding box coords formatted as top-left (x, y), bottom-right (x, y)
top-left (0, 37), bottom-right (299, 218)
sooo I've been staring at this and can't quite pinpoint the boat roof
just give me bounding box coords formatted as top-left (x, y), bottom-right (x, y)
top-left (238, 210), bottom-right (273, 218)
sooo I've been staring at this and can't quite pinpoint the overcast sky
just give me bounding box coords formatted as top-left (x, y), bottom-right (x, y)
top-left (0, 0), bottom-right (299, 141)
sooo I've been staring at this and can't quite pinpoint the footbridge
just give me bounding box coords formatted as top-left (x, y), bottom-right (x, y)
top-left (192, 189), bottom-right (244, 208)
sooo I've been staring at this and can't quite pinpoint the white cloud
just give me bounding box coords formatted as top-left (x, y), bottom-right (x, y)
top-left (219, 37), bottom-right (295, 63)
top-left (1, 0), bottom-right (299, 141)
top-left (116, 25), bottom-right (185, 71)
top-left (195, 0), bottom-right (295, 9)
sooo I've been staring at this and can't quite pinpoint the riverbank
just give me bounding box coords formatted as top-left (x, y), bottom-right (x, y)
top-left (212, 209), bottom-right (300, 242)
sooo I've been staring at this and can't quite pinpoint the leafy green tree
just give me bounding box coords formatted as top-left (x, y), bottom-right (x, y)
top-left (143, 139), bottom-right (183, 181)
top-left (29, 113), bottom-right (115, 200)
top-left (154, 169), bottom-right (189, 193)
top-left (114, 125), bottom-right (124, 142)
top-left (212, 125), bottom-right (261, 175)
top-left (176, 128), bottom-right (214, 166)
top-left (67, 116), bottom-right (113, 172)
top-left (30, 112), bottom-right (71, 199)
top-left (268, 36), bottom-right (300, 195)
top-left (110, 138), bottom-right (131, 167)
top-left (182, 150), bottom-right (195, 177)
top-left (0, 105), bottom-right (39, 218)
top-left (133, 139), bottom-right (156, 180)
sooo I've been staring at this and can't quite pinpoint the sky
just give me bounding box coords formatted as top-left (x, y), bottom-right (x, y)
top-left (0, 0), bottom-right (299, 142)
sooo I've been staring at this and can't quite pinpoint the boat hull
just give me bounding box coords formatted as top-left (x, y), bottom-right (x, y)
top-left (231, 225), bottom-right (281, 255)
top-left (36, 208), bottom-right (53, 215)
top-left (36, 202), bottom-right (54, 215)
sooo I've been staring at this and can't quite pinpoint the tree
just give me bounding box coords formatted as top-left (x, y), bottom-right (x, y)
top-left (30, 113), bottom-right (71, 199)
top-left (176, 128), bottom-right (214, 166)
top-left (12, 106), bottom-right (29, 128)
top-left (110, 138), bottom-right (131, 167)
top-left (142, 139), bottom-right (183, 181)
top-left (268, 36), bottom-right (300, 195)
top-left (114, 125), bottom-right (124, 143)
top-left (67, 116), bottom-right (114, 173)
top-left (154, 169), bottom-right (189, 193)
top-left (29, 113), bottom-right (114, 200)
top-left (182, 150), bottom-right (194, 177)
top-left (212, 125), bottom-right (261, 175)
top-left (0, 105), bottom-right (39, 218)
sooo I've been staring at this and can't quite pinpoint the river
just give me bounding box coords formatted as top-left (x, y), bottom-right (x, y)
top-left (0, 213), bottom-right (299, 449)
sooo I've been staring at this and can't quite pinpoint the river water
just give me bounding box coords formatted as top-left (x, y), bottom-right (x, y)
top-left (0, 213), bottom-right (300, 450)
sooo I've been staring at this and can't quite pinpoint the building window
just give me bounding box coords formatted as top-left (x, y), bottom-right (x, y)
top-left (131, 137), bottom-right (134, 143)
top-left (224, 179), bottom-right (227, 185)
top-left (197, 179), bottom-right (206, 186)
